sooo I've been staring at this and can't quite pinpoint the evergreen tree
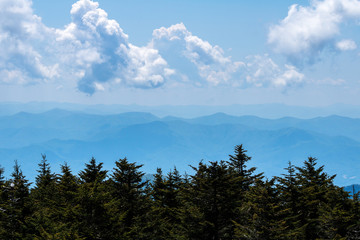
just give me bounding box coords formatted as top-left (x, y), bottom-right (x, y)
top-left (228, 145), bottom-right (263, 237)
top-left (234, 178), bottom-right (287, 240)
top-left (228, 144), bottom-right (262, 191)
top-left (275, 161), bottom-right (302, 239)
top-left (78, 157), bottom-right (107, 183)
top-left (184, 161), bottom-right (236, 240)
top-left (29, 154), bottom-right (60, 238)
top-left (148, 168), bottom-right (184, 239)
top-left (295, 157), bottom-right (336, 239)
top-left (0, 161), bottom-right (31, 239)
top-left (55, 163), bottom-right (82, 239)
top-left (76, 157), bottom-right (110, 240)
top-left (0, 165), bottom-right (5, 237)
top-left (107, 157), bottom-right (148, 239)
top-left (0, 165), bottom-right (4, 185)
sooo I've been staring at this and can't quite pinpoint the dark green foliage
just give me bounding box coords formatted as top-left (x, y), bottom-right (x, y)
top-left (76, 157), bottom-right (110, 239)
top-left (0, 145), bottom-right (358, 239)
top-left (28, 154), bottom-right (60, 238)
top-left (185, 160), bottom-right (236, 240)
top-left (106, 157), bottom-right (149, 239)
top-left (0, 161), bottom-right (31, 239)
top-left (78, 156), bottom-right (107, 183)
top-left (235, 178), bottom-right (287, 240)
top-left (147, 167), bottom-right (184, 239)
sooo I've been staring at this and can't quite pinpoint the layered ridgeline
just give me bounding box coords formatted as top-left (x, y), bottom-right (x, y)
top-left (0, 109), bottom-right (359, 186)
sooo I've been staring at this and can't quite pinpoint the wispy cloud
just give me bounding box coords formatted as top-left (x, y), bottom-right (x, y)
top-left (151, 23), bottom-right (243, 86)
top-left (336, 39), bottom-right (357, 51)
top-left (245, 55), bottom-right (304, 88)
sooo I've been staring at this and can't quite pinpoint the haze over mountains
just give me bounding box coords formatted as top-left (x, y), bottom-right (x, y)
top-left (0, 103), bottom-right (359, 186)
top-left (2, 102), bottom-right (360, 118)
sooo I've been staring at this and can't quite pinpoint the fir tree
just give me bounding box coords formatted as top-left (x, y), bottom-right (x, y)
top-left (234, 178), bottom-right (287, 240)
top-left (0, 161), bottom-right (31, 239)
top-left (148, 168), bottom-right (184, 239)
top-left (295, 157), bottom-right (336, 239)
top-left (185, 161), bottom-right (236, 240)
top-left (78, 156), bottom-right (107, 183)
top-left (55, 162), bottom-right (82, 239)
top-left (29, 154), bottom-right (59, 238)
top-left (107, 157), bottom-right (148, 239)
top-left (275, 161), bottom-right (302, 239)
top-left (76, 157), bottom-right (110, 240)
top-left (228, 144), bottom-right (262, 191)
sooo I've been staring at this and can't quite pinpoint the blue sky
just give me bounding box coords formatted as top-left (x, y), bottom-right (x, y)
top-left (0, 0), bottom-right (360, 106)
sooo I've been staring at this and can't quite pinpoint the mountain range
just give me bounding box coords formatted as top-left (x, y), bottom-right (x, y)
top-left (0, 108), bottom-right (359, 186)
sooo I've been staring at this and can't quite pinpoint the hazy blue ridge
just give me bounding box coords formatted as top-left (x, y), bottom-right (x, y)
top-left (2, 102), bottom-right (360, 118)
top-left (0, 108), bottom-right (359, 186)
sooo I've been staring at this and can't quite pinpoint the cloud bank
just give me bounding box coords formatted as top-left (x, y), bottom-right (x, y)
top-left (268, 0), bottom-right (360, 64)
top-left (0, 0), bottom-right (306, 94)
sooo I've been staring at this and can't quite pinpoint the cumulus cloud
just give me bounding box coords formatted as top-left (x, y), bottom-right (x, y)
top-left (56, 0), bottom-right (172, 94)
top-left (268, 0), bottom-right (360, 63)
top-left (0, 0), bottom-right (308, 94)
top-left (336, 39), bottom-right (357, 51)
top-left (0, 0), bottom-right (58, 84)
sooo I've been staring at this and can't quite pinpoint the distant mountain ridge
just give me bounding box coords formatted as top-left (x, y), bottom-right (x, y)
top-left (2, 102), bottom-right (360, 118)
top-left (0, 108), bottom-right (359, 186)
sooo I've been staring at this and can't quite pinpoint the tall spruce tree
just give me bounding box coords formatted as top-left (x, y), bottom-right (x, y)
top-left (295, 157), bottom-right (336, 239)
top-left (148, 168), bottom-right (184, 239)
top-left (29, 154), bottom-right (59, 238)
top-left (76, 157), bottom-right (110, 240)
top-left (227, 144), bottom-right (262, 191)
top-left (107, 157), bottom-right (148, 239)
top-left (55, 163), bottom-right (82, 239)
top-left (275, 161), bottom-right (302, 239)
top-left (0, 161), bottom-right (31, 239)
top-left (234, 178), bottom-right (287, 240)
top-left (184, 161), bottom-right (236, 240)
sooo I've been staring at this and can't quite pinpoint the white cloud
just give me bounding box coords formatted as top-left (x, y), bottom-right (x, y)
top-left (56, 0), bottom-right (171, 94)
top-left (336, 39), bottom-right (357, 51)
top-left (343, 174), bottom-right (357, 179)
top-left (268, 0), bottom-right (360, 63)
top-left (245, 55), bottom-right (304, 88)
top-left (0, 0), bottom-right (308, 94)
top-left (152, 23), bottom-right (243, 85)
top-left (0, 0), bottom-right (58, 84)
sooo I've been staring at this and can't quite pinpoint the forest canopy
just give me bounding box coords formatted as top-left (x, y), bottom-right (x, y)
top-left (0, 144), bottom-right (359, 239)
